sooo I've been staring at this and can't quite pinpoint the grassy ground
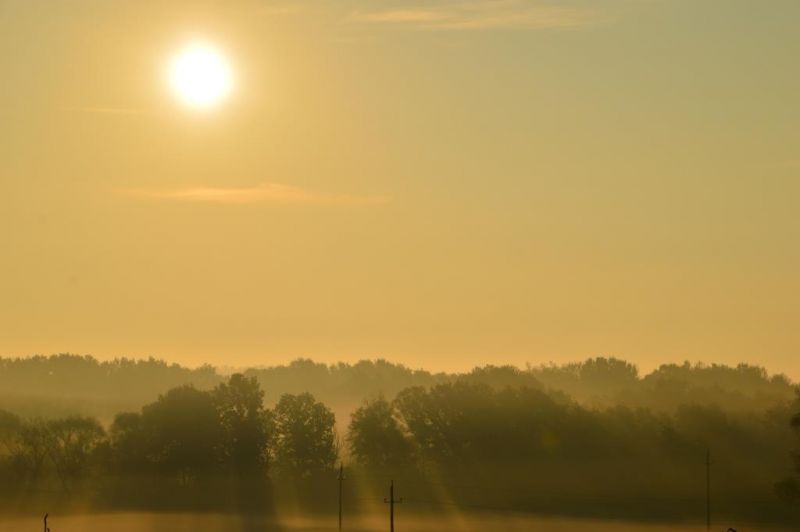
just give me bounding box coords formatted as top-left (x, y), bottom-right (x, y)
top-left (2, 512), bottom-right (794, 532)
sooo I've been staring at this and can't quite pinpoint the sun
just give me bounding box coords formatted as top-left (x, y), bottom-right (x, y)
top-left (167, 42), bottom-right (233, 110)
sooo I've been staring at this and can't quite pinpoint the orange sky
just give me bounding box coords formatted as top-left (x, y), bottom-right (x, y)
top-left (1, 1), bottom-right (798, 376)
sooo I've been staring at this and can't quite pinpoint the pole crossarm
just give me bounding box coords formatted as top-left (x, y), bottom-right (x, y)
top-left (338, 463), bottom-right (346, 532)
top-left (384, 480), bottom-right (403, 532)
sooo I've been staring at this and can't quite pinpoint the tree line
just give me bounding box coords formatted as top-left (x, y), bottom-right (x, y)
top-left (0, 354), bottom-right (794, 421)
top-left (1, 371), bottom-right (799, 524)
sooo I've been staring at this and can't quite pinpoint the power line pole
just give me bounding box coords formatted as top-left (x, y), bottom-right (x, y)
top-left (706, 448), bottom-right (711, 532)
top-left (384, 479), bottom-right (403, 532)
top-left (338, 463), bottom-right (345, 532)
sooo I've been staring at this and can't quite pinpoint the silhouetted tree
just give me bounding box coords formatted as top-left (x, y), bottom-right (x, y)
top-left (0, 354), bottom-right (222, 419)
top-left (0, 410), bottom-right (22, 484)
top-left (13, 420), bottom-right (49, 484)
top-left (458, 365), bottom-right (542, 390)
top-left (272, 393), bottom-right (337, 478)
top-left (243, 358), bottom-right (448, 415)
top-left (776, 391), bottom-right (800, 502)
top-left (1, 355), bottom-right (799, 523)
top-left (395, 382), bottom-right (524, 464)
top-left (138, 386), bottom-right (223, 484)
top-left (580, 357), bottom-right (638, 390)
top-left (0, 410), bottom-right (21, 452)
top-left (348, 397), bottom-right (412, 469)
top-left (2, 355), bottom-right (795, 422)
top-left (109, 412), bottom-right (147, 471)
top-left (45, 416), bottom-right (105, 491)
top-left (212, 373), bottom-right (273, 473)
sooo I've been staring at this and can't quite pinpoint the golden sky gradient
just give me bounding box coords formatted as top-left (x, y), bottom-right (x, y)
top-left (1, 0), bottom-right (798, 375)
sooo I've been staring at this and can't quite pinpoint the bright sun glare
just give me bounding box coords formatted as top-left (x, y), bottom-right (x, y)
top-left (168, 42), bottom-right (233, 109)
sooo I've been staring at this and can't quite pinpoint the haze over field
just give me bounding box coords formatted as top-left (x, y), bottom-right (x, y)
top-left (1, 0), bottom-right (799, 375)
top-left (1, 354), bottom-right (800, 527)
top-left (2, 1), bottom-right (800, 530)
top-left (3, 513), bottom-right (798, 532)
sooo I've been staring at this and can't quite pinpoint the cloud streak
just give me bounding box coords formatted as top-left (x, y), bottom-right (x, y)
top-left (350, 1), bottom-right (599, 31)
top-left (130, 183), bottom-right (391, 206)
top-left (64, 106), bottom-right (145, 115)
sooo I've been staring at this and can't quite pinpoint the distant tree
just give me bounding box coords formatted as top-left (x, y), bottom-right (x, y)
top-left (0, 410), bottom-right (22, 483)
top-left (579, 357), bottom-right (639, 390)
top-left (45, 416), bottom-right (105, 491)
top-left (272, 393), bottom-right (337, 478)
top-left (12, 419), bottom-right (50, 483)
top-left (348, 397), bottom-right (412, 469)
top-left (212, 373), bottom-right (273, 473)
top-left (0, 410), bottom-right (21, 453)
top-left (0, 354), bottom-right (223, 420)
top-left (243, 358), bottom-right (448, 414)
top-left (459, 365), bottom-right (542, 390)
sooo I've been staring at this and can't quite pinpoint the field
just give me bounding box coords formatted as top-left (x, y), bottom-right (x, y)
top-left (3, 512), bottom-right (795, 532)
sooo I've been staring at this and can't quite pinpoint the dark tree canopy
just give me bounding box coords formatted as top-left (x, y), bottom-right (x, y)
top-left (348, 397), bottom-right (412, 469)
top-left (129, 385), bottom-right (223, 482)
top-left (0, 357), bottom-right (798, 524)
top-left (14, 420), bottom-right (50, 483)
top-left (1, 354), bottom-right (794, 423)
top-left (212, 373), bottom-right (273, 472)
top-left (0, 409), bottom-right (21, 449)
top-left (272, 393), bottom-right (337, 478)
top-left (46, 416), bottom-right (105, 490)
top-left (776, 390), bottom-right (800, 503)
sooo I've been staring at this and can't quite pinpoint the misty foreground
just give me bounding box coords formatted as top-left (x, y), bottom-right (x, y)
top-left (3, 512), bottom-right (798, 532)
top-left (1, 355), bottom-right (800, 528)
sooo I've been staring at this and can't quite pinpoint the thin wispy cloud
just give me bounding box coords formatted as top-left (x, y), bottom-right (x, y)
top-left (350, 1), bottom-right (599, 31)
top-left (130, 183), bottom-right (391, 206)
top-left (257, 2), bottom-right (310, 17)
top-left (64, 106), bottom-right (145, 115)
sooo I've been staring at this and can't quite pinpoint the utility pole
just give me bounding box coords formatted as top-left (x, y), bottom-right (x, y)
top-left (384, 479), bottom-right (403, 532)
top-left (338, 463), bottom-right (345, 532)
top-left (706, 448), bottom-right (711, 532)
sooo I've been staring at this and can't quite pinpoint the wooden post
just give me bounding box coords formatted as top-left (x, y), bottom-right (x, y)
top-left (706, 448), bottom-right (711, 532)
top-left (338, 463), bottom-right (344, 532)
top-left (384, 479), bottom-right (402, 532)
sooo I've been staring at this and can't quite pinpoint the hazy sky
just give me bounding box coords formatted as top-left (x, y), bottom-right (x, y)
top-left (1, 0), bottom-right (798, 375)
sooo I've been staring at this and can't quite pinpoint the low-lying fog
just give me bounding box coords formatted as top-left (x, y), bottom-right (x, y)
top-left (3, 513), bottom-right (793, 532)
